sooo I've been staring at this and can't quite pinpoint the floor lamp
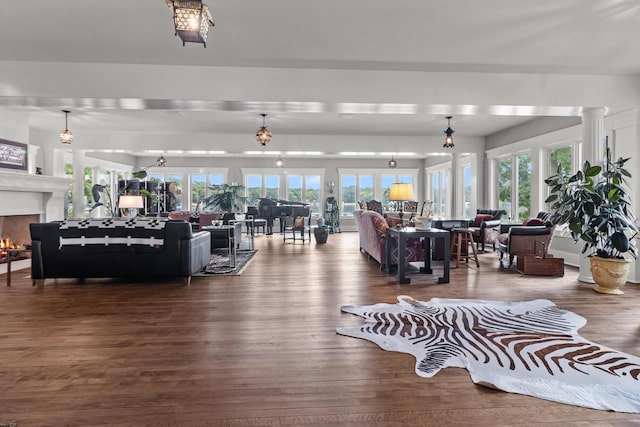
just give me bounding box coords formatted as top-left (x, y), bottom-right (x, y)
top-left (389, 183), bottom-right (415, 227)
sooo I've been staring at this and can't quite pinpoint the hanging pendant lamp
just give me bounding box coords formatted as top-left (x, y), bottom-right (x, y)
top-left (157, 153), bottom-right (167, 167)
top-left (388, 156), bottom-right (397, 168)
top-left (256, 113), bottom-right (272, 146)
top-left (443, 116), bottom-right (455, 148)
top-left (167, 0), bottom-right (215, 47)
top-left (275, 155), bottom-right (284, 168)
top-left (59, 110), bottom-right (73, 145)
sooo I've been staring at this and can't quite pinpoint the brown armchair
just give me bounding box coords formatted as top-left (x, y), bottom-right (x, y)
top-left (468, 209), bottom-right (506, 252)
top-left (498, 225), bottom-right (554, 267)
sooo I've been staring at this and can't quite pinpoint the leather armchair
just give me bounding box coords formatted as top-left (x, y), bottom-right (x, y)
top-left (498, 225), bottom-right (554, 266)
top-left (468, 209), bottom-right (506, 252)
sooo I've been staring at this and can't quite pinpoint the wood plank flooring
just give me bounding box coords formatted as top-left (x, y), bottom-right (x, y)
top-left (1, 232), bottom-right (639, 426)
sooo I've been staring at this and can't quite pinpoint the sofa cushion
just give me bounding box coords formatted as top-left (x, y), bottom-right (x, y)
top-left (472, 214), bottom-right (494, 227)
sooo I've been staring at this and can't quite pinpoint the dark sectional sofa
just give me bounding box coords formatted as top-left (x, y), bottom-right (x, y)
top-left (30, 218), bottom-right (211, 287)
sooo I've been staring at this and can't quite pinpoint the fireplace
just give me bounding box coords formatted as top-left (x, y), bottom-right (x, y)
top-left (0, 171), bottom-right (71, 268)
top-left (0, 213), bottom-right (38, 264)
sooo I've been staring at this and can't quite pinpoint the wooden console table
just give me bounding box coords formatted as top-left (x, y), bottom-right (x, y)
top-left (385, 227), bottom-right (450, 284)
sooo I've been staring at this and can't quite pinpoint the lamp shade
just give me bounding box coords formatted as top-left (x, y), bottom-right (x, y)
top-left (118, 195), bottom-right (144, 209)
top-left (389, 183), bottom-right (414, 201)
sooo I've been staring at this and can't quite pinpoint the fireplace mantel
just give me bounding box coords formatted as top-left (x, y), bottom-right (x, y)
top-left (0, 171), bottom-right (72, 220)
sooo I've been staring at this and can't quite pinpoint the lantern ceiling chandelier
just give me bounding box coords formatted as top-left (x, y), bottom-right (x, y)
top-left (275, 155), bottom-right (285, 168)
top-left (59, 110), bottom-right (73, 145)
top-left (156, 154), bottom-right (167, 167)
top-left (443, 116), bottom-right (455, 148)
top-left (388, 156), bottom-right (397, 168)
top-left (256, 113), bottom-right (272, 146)
top-left (167, 0), bottom-right (215, 47)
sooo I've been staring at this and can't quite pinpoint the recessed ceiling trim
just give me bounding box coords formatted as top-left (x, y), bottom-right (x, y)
top-left (0, 96), bottom-right (584, 117)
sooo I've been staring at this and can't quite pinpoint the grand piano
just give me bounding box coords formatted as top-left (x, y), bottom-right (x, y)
top-left (257, 198), bottom-right (310, 235)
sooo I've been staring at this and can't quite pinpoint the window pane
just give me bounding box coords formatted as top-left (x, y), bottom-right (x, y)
top-left (517, 153), bottom-right (531, 221)
top-left (209, 174), bottom-right (224, 186)
top-left (191, 174), bottom-right (206, 211)
top-left (341, 175), bottom-right (356, 215)
top-left (399, 175), bottom-right (413, 184)
top-left (497, 158), bottom-right (512, 217)
top-left (149, 173), bottom-right (164, 182)
top-left (431, 172), bottom-right (439, 216)
top-left (246, 174), bottom-right (262, 207)
top-left (359, 175), bottom-right (374, 201)
top-left (549, 146), bottom-right (572, 176)
top-left (265, 175), bottom-right (279, 200)
top-left (381, 175), bottom-right (395, 209)
top-left (305, 175), bottom-right (321, 215)
top-left (165, 173), bottom-right (183, 212)
top-left (463, 166), bottom-right (472, 218)
top-left (287, 175), bottom-right (302, 202)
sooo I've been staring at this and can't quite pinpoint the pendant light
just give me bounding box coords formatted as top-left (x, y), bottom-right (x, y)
top-left (59, 110), bottom-right (73, 145)
top-left (443, 116), bottom-right (455, 148)
top-left (388, 156), bottom-right (397, 168)
top-left (275, 155), bottom-right (284, 168)
top-left (156, 153), bottom-right (167, 167)
top-left (256, 113), bottom-right (272, 146)
top-left (167, 0), bottom-right (215, 47)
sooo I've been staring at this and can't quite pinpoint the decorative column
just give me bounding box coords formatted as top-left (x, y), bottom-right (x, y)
top-left (578, 107), bottom-right (606, 283)
top-left (72, 150), bottom-right (86, 219)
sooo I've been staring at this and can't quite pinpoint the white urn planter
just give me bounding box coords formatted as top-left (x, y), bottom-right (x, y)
top-left (589, 256), bottom-right (631, 295)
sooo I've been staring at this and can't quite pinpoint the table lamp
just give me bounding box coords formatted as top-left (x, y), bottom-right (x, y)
top-left (118, 195), bottom-right (144, 218)
top-left (389, 183), bottom-right (415, 227)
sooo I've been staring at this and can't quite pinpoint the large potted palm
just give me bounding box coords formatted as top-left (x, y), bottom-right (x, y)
top-left (545, 146), bottom-right (637, 294)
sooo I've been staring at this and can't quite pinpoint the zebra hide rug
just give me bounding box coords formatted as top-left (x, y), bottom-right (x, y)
top-left (337, 296), bottom-right (640, 413)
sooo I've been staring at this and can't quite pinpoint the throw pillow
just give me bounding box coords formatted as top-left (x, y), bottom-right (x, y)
top-left (472, 214), bottom-right (494, 227)
top-left (294, 216), bottom-right (305, 228)
top-left (523, 218), bottom-right (545, 226)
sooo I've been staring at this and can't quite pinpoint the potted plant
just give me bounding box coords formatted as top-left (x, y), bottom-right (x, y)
top-left (545, 144), bottom-right (637, 294)
top-left (202, 183), bottom-right (247, 213)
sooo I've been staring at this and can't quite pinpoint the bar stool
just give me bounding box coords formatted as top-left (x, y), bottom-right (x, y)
top-left (450, 228), bottom-right (480, 268)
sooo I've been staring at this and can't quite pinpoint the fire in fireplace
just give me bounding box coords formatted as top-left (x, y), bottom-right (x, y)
top-left (0, 237), bottom-right (27, 264)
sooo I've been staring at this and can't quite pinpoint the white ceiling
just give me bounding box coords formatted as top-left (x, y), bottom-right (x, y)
top-left (1, 0), bottom-right (639, 157)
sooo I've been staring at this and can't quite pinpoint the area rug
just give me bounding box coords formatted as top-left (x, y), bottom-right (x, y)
top-left (337, 296), bottom-right (640, 413)
top-left (198, 249), bottom-right (258, 275)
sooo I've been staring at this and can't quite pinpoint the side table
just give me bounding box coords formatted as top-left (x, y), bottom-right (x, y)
top-left (6, 247), bottom-right (32, 287)
top-left (385, 227), bottom-right (450, 284)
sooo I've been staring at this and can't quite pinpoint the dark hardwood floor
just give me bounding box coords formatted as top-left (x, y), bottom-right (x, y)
top-left (1, 232), bottom-right (639, 426)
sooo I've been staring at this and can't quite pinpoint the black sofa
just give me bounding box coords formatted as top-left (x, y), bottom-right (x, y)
top-left (30, 218), bottom-right (211, 287)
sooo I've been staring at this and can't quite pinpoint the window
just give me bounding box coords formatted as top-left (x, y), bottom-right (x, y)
top-left (359, 175), bottom-right (374, 202)
top-left (341, 175), bottom-right (356, 215)
top-left (246, 175), bottom-right (262, 206)
top-left (549, 145), bottom-right (572, 176)
top-left (462, 165), bottom-right (472, 218)
top-left (165, 173), bottom-right (183, 211)
top-left (517, 153), bottom-right (532, 221)
top-left (287, 175), bottom-right (302, 202)
top-left (339, 169), bottom-right (418, 216)
top-left (305, 175), bottom-right (321, 215)
top-left (496, 153), bottom-right (531, 221)
top-left (426, 166), bottom-right (448, 217)
top-left (381, 175), bottom-right (395, 207)
top-left (265, 175), bottom-right (279, 199)
top-left (191, 174), bottom-right (206, 211)
top-left (497, 157), bottom-right (512, 217)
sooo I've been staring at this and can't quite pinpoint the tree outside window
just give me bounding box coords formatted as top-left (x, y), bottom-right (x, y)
top-left (517, 153), bottom-right (531, 221)
top-left (498, 158), bottom-right (512, 217)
